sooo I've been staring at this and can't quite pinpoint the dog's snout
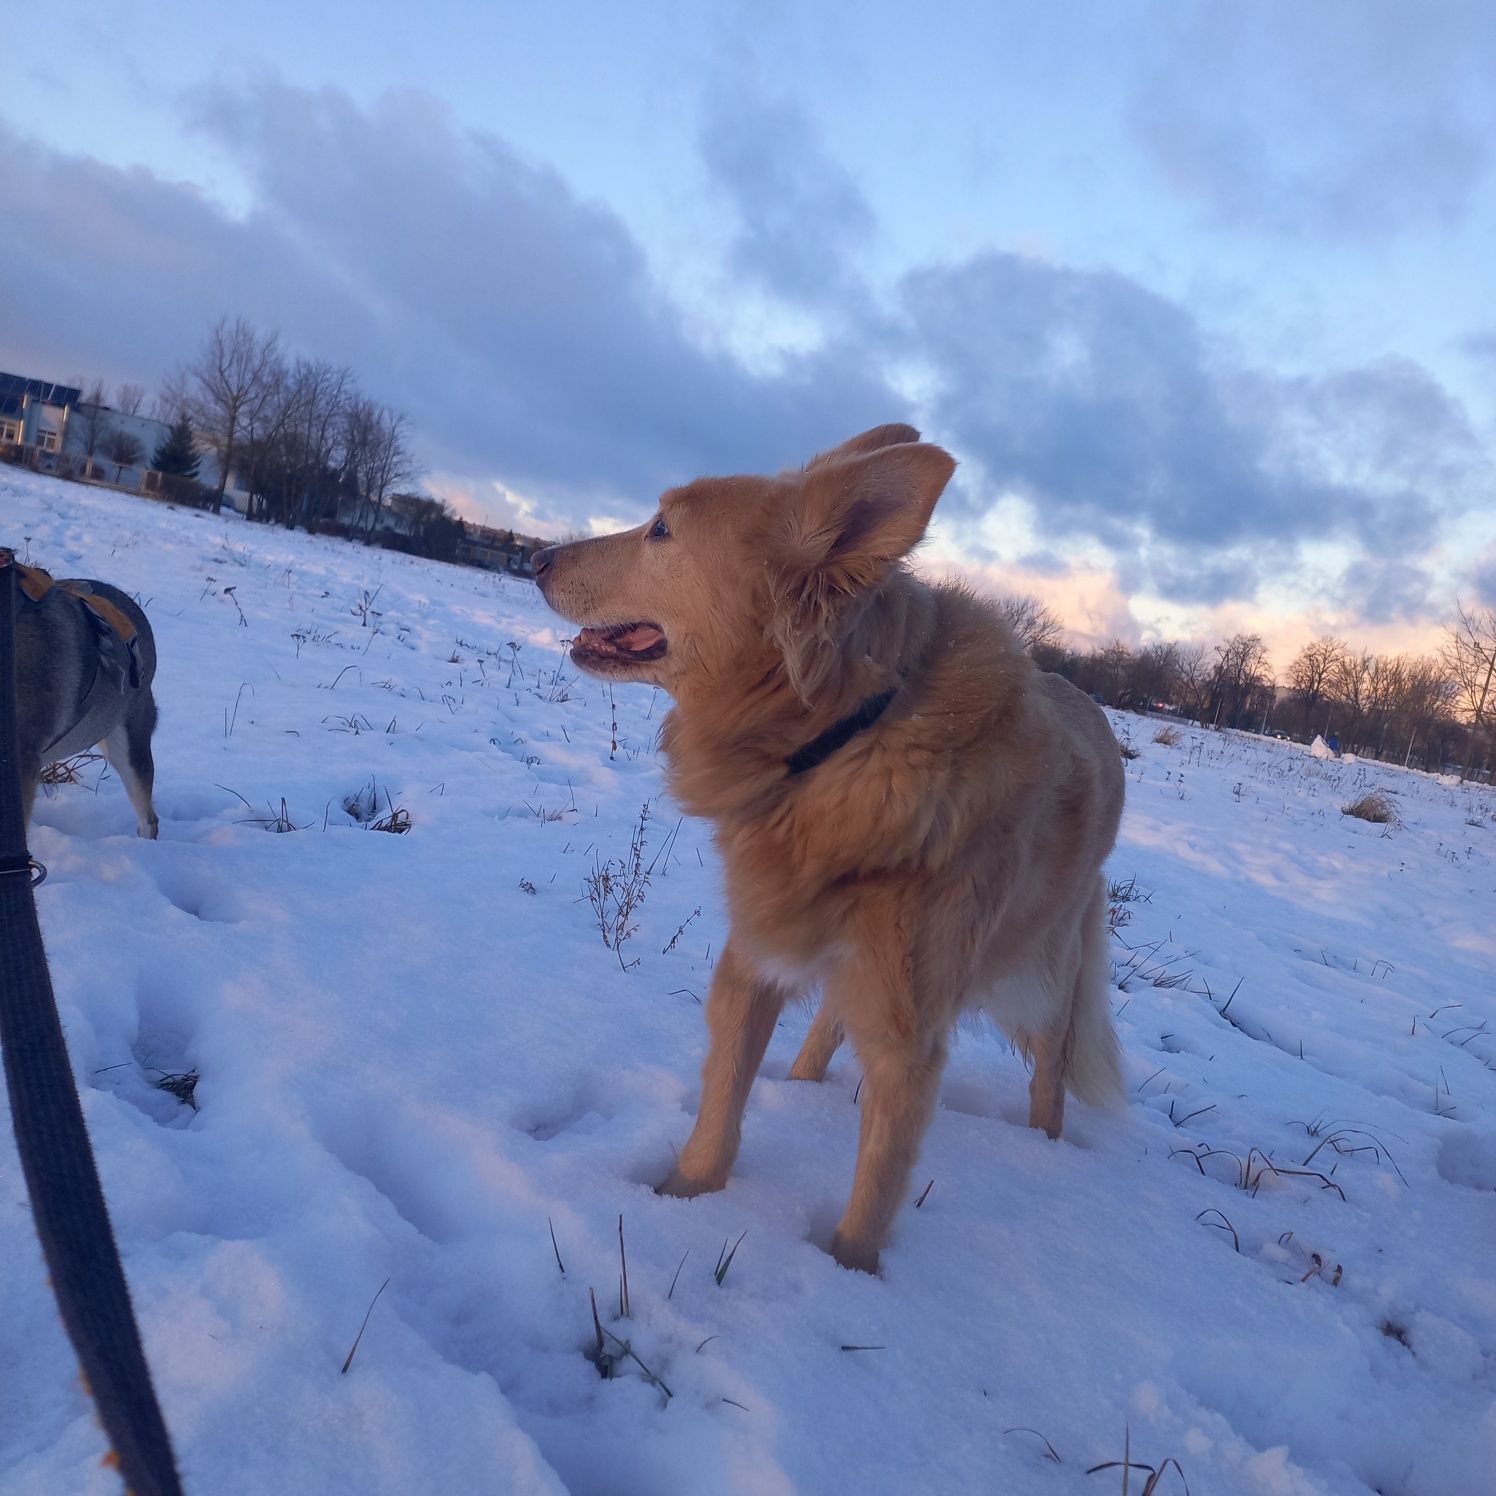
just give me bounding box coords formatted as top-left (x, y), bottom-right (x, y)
top-left (531, 546), bottom-right (557, 585)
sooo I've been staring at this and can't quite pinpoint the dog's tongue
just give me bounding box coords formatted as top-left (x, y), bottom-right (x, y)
top-left (613, 624), bottom-right (664, 653)
top-left (579, 622), bottom-right (664, 654)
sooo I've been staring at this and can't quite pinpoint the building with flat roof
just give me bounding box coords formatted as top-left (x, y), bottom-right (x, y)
top-left (0, 371), bottom-right (81, 454)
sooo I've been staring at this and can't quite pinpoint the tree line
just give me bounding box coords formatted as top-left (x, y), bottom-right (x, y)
top-left (157, 315), bottom-right (438, 539)
top-left (998, 595), bottom-right (1496, 781)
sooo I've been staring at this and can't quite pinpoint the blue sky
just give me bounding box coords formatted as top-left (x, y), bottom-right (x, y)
top-left (4, 0), bottom-right (1494, 662)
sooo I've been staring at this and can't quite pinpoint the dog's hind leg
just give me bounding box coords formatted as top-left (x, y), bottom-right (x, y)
top-left (102, 688), bottom-right (159, 839)
top-left (1027, 880), bottom-right (1121, 1137)
top-left (1061, 876), bottom-right (1123, 1108)
top-left (1027, 1024), bottom-right (1071, 1140)
top-left (787, 1003), bottom-right (843, 1081)
top-left (658, 939), bottom-right (786, 1199)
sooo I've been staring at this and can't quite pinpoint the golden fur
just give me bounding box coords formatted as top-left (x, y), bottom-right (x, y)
top-left (533, 425), bottom-right (1124, 1273)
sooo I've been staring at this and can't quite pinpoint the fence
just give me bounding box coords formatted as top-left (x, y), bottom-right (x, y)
top-left (0, 440), bottom-right (215, 509)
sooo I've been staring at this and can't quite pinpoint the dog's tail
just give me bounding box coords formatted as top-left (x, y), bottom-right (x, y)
top-left (1064, 875), bottom-right (1123, 1106)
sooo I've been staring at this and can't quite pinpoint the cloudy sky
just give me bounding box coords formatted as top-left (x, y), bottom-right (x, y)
top-left (4, 1), bottom-right (1494, 665)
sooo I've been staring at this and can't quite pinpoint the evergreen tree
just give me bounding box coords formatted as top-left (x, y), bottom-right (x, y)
top-left (152, 414), bottom-right (201, 478)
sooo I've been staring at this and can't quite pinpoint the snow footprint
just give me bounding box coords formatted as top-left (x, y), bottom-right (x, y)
top-left (1435, 1127), bottom-right (1496, 1191)
top-left (92, 971), bottom-right (203, 1127)
top-left (513, 1079), bottom-right (618, 1144)
top-left (149, 859), bottom-right (249, 924)
top-left (316, 1101), bottom-right (552, 1248)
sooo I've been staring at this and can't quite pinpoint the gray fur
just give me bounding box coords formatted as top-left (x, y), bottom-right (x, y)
top-left (15, 578), bottom-right (160, 838)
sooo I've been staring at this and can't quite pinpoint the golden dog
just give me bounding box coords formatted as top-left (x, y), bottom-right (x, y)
top-left (533, 425), bottom-right (1124, 1273)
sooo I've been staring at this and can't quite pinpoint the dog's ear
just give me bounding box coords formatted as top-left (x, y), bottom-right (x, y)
top-left (781, 441), bottom-right (955, 585)
top-left (768, 442), bottom-right (955, 700)
top-left (804, 423), bottom-right (922, 471)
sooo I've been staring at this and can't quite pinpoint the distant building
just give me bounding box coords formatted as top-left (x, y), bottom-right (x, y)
top-left (456, 523), bottom-right (542, 577)
top-left (1, 367), bottom-right (250, 508)
top-left (67, 403), bottom-right (170, 477)
top-left (0, 372), bottom-right (81, 454)
top-left (335, 490), bottom-right (424, 538)
top-left (65, 401), bottom-right (250, 508)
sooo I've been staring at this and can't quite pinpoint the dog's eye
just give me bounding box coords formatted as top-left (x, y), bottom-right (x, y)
top-left (647, 516), bottom-right (671, 541)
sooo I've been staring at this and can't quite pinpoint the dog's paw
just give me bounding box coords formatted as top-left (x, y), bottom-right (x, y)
top-left (829, 1230), bottom-right (880, 1276)
top-left (656, 1166), bottom-right (725, 1200)
top-left (785, 1058), bottom-right (829, 1082)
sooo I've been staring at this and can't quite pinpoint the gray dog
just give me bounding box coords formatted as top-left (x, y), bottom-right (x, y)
top-left (12, 561), bottom-right (160, 838)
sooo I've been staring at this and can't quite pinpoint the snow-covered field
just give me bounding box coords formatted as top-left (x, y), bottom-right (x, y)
top-left (2, 469), bottom-right (1494, 1496)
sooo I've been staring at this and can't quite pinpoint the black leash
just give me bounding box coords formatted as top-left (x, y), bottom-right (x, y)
top-left (0, 552), bottom-right (184, 1495)
top-left (785, 686), bottom-right (898, 778)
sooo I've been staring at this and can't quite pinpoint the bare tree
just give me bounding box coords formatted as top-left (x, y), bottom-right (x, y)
top-left (364, 406), bottom-right (417, 532)
top-left (1443, 602), bottom-right (1496, 780)
top-left (1362, 654), bottom-right (1407, 758)
top-left (1088, 640), bottom-right (1133, 706)
top-left (150, 386), bottom-right (183, 423)
top-left (995, 594), bottom-right (1066, 657)
top-left (171, 317), bottom-right (282, 512)
top-left (100, 428), bottom-right (145, 473)
top-left (339, 395), bottom-right (380, 529)
top-left (1331, 649), bottom-right (1374, 748)
top-left (1393, 656), bottom-right (1458, 769)
top-left (295, 360), bottom-right (355, 527)
top-left (234, 345), bottom-right (293, 518)
top-left (115, 383), bottom-right (147, 416)
top-left (1287, 635), bottom-right (1347, 737)
top-left (1172, 642), bottom-right (1212, 722)
top-left (74, 379), bottom-right (110, 460)
top-left (1210, 633), bottom-right (1271, 729)
top-left (254, 358), bottom-right (354, 527)
top-left (1126, 641), bottom-right (1182, 712)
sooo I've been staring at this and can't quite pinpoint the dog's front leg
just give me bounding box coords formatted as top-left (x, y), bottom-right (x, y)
top-left (658, 939), bottom-right (786, 1198)
top-left (829, 951), bottom-right (947, 1274)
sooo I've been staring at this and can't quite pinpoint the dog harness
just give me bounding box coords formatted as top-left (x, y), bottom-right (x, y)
top-left (14, 562), bottom-right (144, 756)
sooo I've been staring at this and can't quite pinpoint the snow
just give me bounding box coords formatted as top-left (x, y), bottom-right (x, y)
top-left (3, 469), bottom-right (1494, 1496)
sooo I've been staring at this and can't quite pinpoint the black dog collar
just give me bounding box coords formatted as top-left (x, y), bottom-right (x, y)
top-left (785, 687), bottom-right (898, 778)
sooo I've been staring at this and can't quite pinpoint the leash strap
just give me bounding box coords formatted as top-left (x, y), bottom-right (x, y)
top-left (0, 553), bottom-right (184, 1495)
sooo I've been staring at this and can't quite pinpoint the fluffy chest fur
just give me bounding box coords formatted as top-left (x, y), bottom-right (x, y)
top-left (662, 583), bottom-right (1112, 989)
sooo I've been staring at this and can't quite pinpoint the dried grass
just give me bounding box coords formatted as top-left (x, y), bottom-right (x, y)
top-left (40, 752), bottom-right (103, 786)
top-left (583, 802), bottom-right (652, 969)
top-left (219, 785), bottom-right (305, 833)
top-left (343, 779), bottom-right (412, 832)
top-left (1172, 1142), bottom-right (1347, 1200)
top-left (714, 1230), bottom-right (747, 1286)
top-left (1087, 1427), bottom-right (1190, 1494)
top-left (340, 1278), bottom-right (391, 1375)
top-left (1341, 791), bottom-right (1399, 826)
top-left (151, 1069), bottom-right (200, 1110)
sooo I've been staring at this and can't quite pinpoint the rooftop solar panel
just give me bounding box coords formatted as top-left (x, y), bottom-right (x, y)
top-left (0, 371), bottom-right (83, 406)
